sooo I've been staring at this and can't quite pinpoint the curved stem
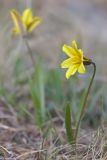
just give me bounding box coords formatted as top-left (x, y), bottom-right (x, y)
top-left (22, 36), bottom-right (35, 68)
top-left (75, 62), bottom-right (96, 141)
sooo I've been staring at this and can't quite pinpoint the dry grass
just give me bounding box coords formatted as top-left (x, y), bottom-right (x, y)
top-left (0, 104), bottom-right (107, 160)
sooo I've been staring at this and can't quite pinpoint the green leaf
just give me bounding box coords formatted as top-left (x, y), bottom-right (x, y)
top-left (29, 61), bottom-right (46, 126)
top-left (65, 102), bottom-right (75, 144)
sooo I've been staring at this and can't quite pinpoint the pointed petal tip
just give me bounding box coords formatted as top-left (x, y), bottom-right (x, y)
top-left (23, 8), bottom-right (32, 15)
top-left (60, 62), bottom-right (65, 68)
top-left (78, 63), bottom-right (86, 74)
top-left (72, 40), bottom-right (77, 49)
top-left (66, 73), bottom-right (70, 79)
top-left (10, 9), bottom-right (19, 15)
top-left (27, 17), bottom-right (42, 32)
top-left (72, 40), bottom-right (76, 43)
top-left (10, 9), bottom-right (16, 17)
top-left (10, 9), bottom-right (16, 12)
top-left (62, 44), bottom-right (66, 51)
top-left (66, 71), bottom-right (70, 79)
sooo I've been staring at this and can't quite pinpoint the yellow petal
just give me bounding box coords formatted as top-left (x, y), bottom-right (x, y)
top-left (27, 17), bottom-right (42, 32)
top-left (71, 57), bottom-right (81, 64)
top-left (66, 65), bottom-right (78, 79)
top-left (62, 45), bottom-right (77, 57)
top-left (72, 40), bottom-right (78, 50)
top-left (72, 40), bottom-right (83, 56)
top-left (10, 9), bottom-right (21, 33)
top-left (78, 49), bottom-right (83, 60)
top-left (10, 9), bottom-right (26, 35)
top-left (78, 63), bottom-right (86, 74)
top-left (61, 58), bottom-right (72, 68)
top-left (22, 8), bottom-right (32, 25)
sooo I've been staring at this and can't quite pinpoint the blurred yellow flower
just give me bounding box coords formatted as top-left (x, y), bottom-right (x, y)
top-left (61, 40), bottom-right (91, 79)
top-left (10, 8), bottom-right (42, 35)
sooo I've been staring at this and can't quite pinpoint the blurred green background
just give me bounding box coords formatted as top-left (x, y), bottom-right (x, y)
top-left (0, 0), bottom-right (106, 128)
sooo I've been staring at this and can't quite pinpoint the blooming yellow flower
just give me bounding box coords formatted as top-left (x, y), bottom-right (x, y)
top-left (61, 40), bottom-right (91, 79)
top-left (10, 8), bottom-right (42, 35)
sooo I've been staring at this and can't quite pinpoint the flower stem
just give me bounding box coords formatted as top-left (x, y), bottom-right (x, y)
top-left (75, 62), bottom-right (96, 141)
top-left (22, 36), bottom-right (35, 68)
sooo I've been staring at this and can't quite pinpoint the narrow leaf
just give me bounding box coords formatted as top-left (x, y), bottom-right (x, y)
top-left (65, 102), bottom-right (75, 144)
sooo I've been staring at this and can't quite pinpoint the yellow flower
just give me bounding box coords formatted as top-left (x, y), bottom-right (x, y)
top-left (61, 40), bottom-right (91, 79)
top-left (10, 8), bottom-right (42, 35)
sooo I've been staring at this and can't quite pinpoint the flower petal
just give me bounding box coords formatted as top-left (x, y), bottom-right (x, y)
top-left (72, 41), bottom-right (83, 59)
top-left (27, 17), bottom-right (42, 32)
top-left (78, 63), bottom-right (86, 74)
top-left (78, 49), bottom-right (83, 60)
top-left (62, 44), bottom-right (77, 57)
top-left (61, 58), bottom-right (72, 68)
top-left (66, 65), bottom-right (78, 79)
top-left (10, 9), bottom-right (26, 35)
top-left (22, 8), bottom-right (32, 25)
top-left (70, 57), bottom-right (81, 64)
top-left (10, 9), bottom-right (21, 33)
top-left (72, 40), bottom-right (78, 50)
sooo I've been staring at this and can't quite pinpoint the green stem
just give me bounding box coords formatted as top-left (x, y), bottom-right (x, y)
top-left (75, 62), bottom-right (96, 141)
top-left (22, 36), bottom-right (35, 68)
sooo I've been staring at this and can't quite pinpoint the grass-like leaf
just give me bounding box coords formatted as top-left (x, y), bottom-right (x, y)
top-left (65, 102), bottom-right (75, 144)
top-left (29, 61), bottom-right (46, 126)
